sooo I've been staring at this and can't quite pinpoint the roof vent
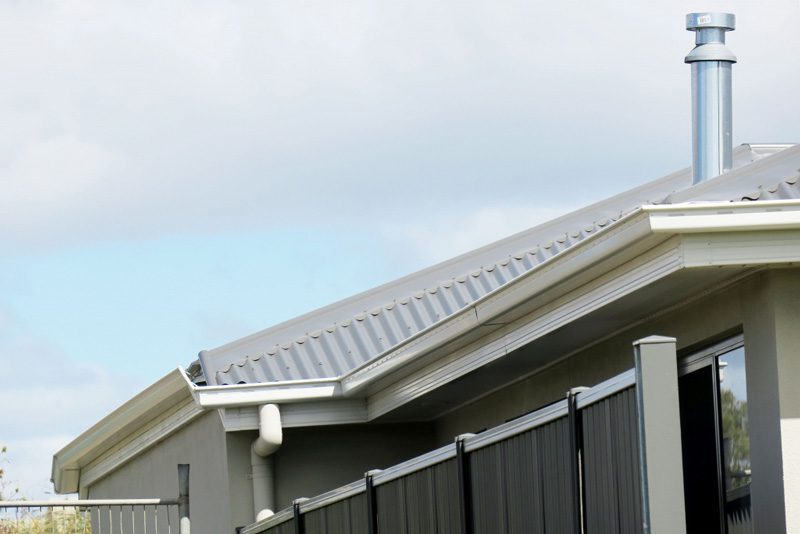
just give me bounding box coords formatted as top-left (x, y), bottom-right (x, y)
top-left (685, 12), bottom-right (737, 184)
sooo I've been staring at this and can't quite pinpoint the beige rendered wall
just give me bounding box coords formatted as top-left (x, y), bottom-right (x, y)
top-left (741, 269), bottom-right (800, 533)
top-left (225, 430), bottom-right (256, 531)
top-left (273, 422), bottom-right (436, 510)
top-left (87, 410), bottom-right (232, 534)
top-left (433, 277), bottom-right (746, 442)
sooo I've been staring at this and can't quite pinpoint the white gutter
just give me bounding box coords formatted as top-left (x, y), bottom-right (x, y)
top-left (190, 378), bottom-right (341, 408)
top-left (338, 200), bottom-right (800, 394)
top-left (52, 199), bottom-right (800, 497)
top-left (645, 199), bottom-right (800, 233)
top-left (186, 200), bottom-right (800, 406)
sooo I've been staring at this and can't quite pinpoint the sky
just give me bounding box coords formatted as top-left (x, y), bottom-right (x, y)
top-left (1, 0), bottom-right (799, 499)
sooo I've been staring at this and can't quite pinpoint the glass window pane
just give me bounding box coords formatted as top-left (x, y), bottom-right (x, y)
top-left (718, 346), bottom-right (753, 532)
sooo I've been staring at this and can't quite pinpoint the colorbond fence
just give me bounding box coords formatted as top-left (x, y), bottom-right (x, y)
top-left (243, 370), bottom-right (644, 534)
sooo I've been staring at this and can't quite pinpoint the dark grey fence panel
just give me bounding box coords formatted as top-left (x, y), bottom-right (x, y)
top-left (469, 425), bottom-right (546, 534)
top-left (376, 459), bottom-right (460, 534)
top-left (538, 417), bottom-right (577, 534)
top-left (304, 493), bottom-right (369, 534)
top-left (245, 369), bottom-right (648, 534)
top-left (581, 386), bottom-right (642, 534)
top-left (265, 517), bottom-right (295, 534)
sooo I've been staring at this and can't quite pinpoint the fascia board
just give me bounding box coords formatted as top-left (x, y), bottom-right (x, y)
top-left (366, 237), bottom-right (683, 419)
top-left (364, 204), bottom-right (800, 418)
top-left (52, 367), bottom-right (193, 494)
top-left (192, 379), bottom-right (341, 408)
top-left (341, 209), bottom-right (653, 396)
top-left (681, 230), bottom-right (800, 267)
top-left (645, 200), bottom-right (800, 233)
top-left (220, 399), bottom-right (368, 431)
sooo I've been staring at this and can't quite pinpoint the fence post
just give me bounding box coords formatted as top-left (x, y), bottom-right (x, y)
top-left (178, 464), bottom-right (190, 534)
top-left (567, 386), bottom-right (588, 534)
top-left (633, 336), bottom-right (686, 534)
top-left (365, 470), bottom-right (381, 534)
top-left (292, 498), bottom-right (307, 534)
top-left (455, 434), bottom-right (474, 534)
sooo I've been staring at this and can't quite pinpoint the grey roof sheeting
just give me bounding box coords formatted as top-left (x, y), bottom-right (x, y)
top-left (199, 144), bottom-right (799, 386)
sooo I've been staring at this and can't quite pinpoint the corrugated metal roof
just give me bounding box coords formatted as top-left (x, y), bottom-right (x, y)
top-left (198, 144), bottom-right (800, 386)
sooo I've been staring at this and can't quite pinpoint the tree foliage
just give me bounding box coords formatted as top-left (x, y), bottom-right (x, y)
top-left (721, 389), bottom-right (751, 489)
top-left (0, 445), bottom-right (91, 533)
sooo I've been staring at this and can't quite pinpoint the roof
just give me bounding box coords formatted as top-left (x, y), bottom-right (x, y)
top-left (198, 143), bottom-right (799, 386)
top-left (51, 368), bottom-right (198, 495)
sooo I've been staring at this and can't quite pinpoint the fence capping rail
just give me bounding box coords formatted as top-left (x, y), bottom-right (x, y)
top-left (296, 478), bottom-right (366, 514)
top-left (371, 443), bottom-right (456, 486)
top-left (575, 369), bottom-right (635, 409)
top-left (242, 506), bottom-right (294, 534)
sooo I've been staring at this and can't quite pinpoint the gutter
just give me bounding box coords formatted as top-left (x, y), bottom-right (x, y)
top-left (188, 199), bottom-right (800, 405)
top-left (189, 377), bottom-right (341, 408)
top-left (53, 199), bottom-right (800, 495)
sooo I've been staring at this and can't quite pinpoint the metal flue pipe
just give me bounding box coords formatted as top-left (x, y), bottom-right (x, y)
top-left (685, 12), bottom-right (737, 184)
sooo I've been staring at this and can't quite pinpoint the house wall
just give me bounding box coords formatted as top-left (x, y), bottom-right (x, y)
top-left (273, 422), bottom-right (436, 510)
top-left (433, 267), bottom-right (800, 532)
top-left (86, 410), bottom-right (232, 534)
top-left (433, 276), bottom-right (746, 442)
top-left (226, 430), bottom-right (256, 531)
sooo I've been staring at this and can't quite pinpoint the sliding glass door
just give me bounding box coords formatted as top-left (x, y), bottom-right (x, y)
top-left (678, 337), bottom-right (752, 534)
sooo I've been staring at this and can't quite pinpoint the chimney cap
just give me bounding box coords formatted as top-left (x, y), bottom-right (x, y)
top-left (686, 12), bottom-right (735, 31)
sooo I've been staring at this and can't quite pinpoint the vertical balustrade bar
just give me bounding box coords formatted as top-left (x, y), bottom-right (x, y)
top-left (178, 464), bottom-right (190, 534)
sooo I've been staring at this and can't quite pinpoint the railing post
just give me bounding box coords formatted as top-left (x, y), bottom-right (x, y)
top-left (178, 464), bottom-right (190, 534)
top-left (365, 470), bottom-right (381, 534)
top-left (455, 434), bottom-right (474, 534)
top-left (567, 387), bottom-right (588, 534)
top-left (633, 336), bottom-right (687, 534)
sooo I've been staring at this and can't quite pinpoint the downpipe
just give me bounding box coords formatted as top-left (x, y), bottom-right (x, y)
top-left (251, 404), bottom-right (282, 522)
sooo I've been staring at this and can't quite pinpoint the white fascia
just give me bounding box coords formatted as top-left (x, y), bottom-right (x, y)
top-left (645, 199), bottom-right (800, 233)
top-left (52, 367), bottom-right (196, 494)
top-left (338, 208), bottom-right (656, 395)
top-left (190, 378), bottom-right (342, 408)
top-left (338, 200), bottom-right (800, 397)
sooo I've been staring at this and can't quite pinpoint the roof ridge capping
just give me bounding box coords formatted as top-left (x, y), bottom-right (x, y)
top-left (200, 143), bottom-right (796, 385)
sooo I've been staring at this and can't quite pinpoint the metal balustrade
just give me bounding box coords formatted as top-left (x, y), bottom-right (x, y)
top-left (0, 465), bottom-right (190, 534)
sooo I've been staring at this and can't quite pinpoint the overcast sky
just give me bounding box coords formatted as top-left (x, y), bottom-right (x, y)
top-left (1, 0), bottom-right (798, 499)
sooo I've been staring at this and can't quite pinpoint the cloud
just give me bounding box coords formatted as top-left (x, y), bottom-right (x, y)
top-left (0, 0), bottom-right (797, 254)
top-left (382, 203), bottom-right (577, 264)
top-left (0, 306), bottom-right (143, 499)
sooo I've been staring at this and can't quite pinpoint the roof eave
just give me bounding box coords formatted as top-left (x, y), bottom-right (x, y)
top-left (340, 199), bottom-right (800, 395)
top-left (51, 367), bottom-right (194, 494)
top-left (189, 200), bottom-right (800, 408)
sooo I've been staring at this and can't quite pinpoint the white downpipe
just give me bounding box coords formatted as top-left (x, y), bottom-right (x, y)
top-left (251, 404), bottom-right (282, 522)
